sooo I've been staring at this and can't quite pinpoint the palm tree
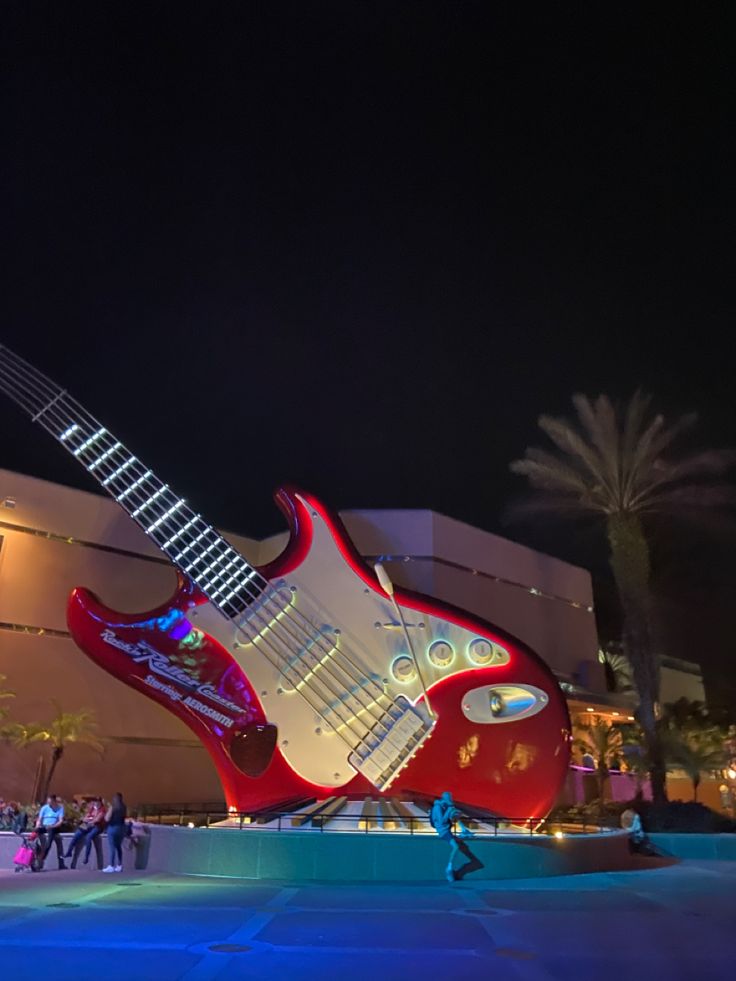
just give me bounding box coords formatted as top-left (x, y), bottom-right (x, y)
top-left (598, 647), bottom-right (634, 694)
top-left (509, 391), bottom-right (735, 804)
top-left (663, 729), bottom-right (727, 802)
top-left (9, 701), bottom-right (104, 801)
top-left (573, 720), bottom-right (623, 801)
top-left (662, 697), bottom-right (711, 730)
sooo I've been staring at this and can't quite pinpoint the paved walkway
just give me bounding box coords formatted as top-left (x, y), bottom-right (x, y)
top-left (0, 858), bottom-right (734, 980)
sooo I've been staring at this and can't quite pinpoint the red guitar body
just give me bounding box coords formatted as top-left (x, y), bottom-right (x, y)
top-left (67, 487), bottom-right (571, 817)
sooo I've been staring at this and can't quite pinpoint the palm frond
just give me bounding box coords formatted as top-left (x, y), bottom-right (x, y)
top-left (646, 411), bottom-right (698, 460)
top-left (573, 720), bottom-right (623, 764)
top-left (572, 393), bottom-right (621, 501)
top-left (510, 392), bottom-right (735, 525)
top-left (509, 450), bottom-right (593, 497)
top-left (637, 484), bottom-right (736, 513)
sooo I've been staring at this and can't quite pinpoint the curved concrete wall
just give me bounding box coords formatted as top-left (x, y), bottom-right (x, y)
top-left (147, 826), bottom-right (632, 882)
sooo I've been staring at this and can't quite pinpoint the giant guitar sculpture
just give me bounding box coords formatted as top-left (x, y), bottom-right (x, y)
top-left (0, 346), bottom-right (571, 816)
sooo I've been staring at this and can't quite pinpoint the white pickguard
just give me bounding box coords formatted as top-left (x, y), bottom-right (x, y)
top-left (191, 496), bottom-right (516, 788)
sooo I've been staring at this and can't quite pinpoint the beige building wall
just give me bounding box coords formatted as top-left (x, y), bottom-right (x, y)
top-left (1, 469), bottom-right (600, 805)
top-left (659, 656), bottom-right (706, 706)
top-left (338, 509), bottom-right (602, 689)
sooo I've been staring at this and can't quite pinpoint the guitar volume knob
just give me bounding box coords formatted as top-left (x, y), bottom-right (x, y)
top-left (391, 655), bottom-right (417, 683)
top-left (468, 638), bottom-right (509, 666)
top-left (427, 640), bottom-right (454, 668)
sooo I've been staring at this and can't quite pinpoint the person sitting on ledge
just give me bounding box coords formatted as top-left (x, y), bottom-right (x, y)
top-left (620, 807), bottom-right (654, 855)
top-left (1, 799), bottom-right (22, 831)
top-left (35, 794), bottom-right (67, 870)
top-left (65, 796), bottom-right (106, 866)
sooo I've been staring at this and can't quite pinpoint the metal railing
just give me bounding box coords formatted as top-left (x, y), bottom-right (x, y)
top-left (137, 803), bottom-right (616, 836)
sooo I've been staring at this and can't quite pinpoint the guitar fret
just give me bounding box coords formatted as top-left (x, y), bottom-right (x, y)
top-left (210, 579), bottom-right (242, 601)
top-left (173, 530), bottom-right (209, 563)
top-left (199, 552), bottom-right (231, 579)
top-left (73, 427), bottom-right (107, 457)
top-left (116, 471), bottom-right (153, 502)
top-left (182, 544), bottom-right (216, 573)
top-left (130, 485), bottom-right (168, 518)
top-left (212, 566), bottom-right (258, 602)
top-left (59, 423), bottom-right (80, 442)
top-left (200, 552), bottom-right (238, 586)
top-left (216, 581), bottom-right (250, 605)
top-left (211, 562), bottom-right (238, 601)
top-left (184, 544), bottom-right (222, 575)
top-left (222, 586), bottom-right (244, 602)
top-left (102, 457), bottom-right (137, 486)
top-left (162, 517), bottom-right (199, 550)
top-left (146, 500), bottom-right (186, 534)
top-left (87, 442), bottom-right (122, 472)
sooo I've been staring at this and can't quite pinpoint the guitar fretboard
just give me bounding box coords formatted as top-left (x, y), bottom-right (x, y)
top-left (0, 346), bottom-right (267, 620)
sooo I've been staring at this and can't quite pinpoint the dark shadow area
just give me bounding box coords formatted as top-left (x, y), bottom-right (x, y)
top-left (453, 839), bottom-right (485, 881)
top-left (625, 854), bottom-right (680, 871)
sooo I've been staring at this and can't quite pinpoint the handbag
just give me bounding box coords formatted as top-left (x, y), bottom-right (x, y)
top-left (13, 845), bottom-right (34, 867)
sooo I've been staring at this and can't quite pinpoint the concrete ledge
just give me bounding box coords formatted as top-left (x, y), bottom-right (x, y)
top-left (650, 833), bottom-right (736, 861)
top-left (140, 825), bottom-right (634, 882)
top-left (0, 831), bottom-right (148, 870)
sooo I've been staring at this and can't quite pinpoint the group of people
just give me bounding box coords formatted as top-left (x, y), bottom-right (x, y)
top-left (14, 792), bottom-right (145, 873)
top-left (0, 799), bottom-right (24, 831)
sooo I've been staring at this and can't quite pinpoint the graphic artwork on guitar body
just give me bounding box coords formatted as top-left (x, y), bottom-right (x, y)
top-left (67, 485), bottom-right (571, 817)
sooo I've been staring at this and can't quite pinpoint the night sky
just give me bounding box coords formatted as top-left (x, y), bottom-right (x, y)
top-left (3, 5), bottom-right (736, 705)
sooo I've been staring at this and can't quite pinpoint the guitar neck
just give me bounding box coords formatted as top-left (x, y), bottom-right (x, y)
top-left (0, 345), bottom-right (266, 619)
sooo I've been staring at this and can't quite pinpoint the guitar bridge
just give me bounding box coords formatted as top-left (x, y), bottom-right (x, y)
top-left (348, 697), bottom-right (435, 791)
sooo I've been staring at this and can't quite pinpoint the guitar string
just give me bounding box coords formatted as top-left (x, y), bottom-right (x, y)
top-left (0, 352), bottom-right (408, 750)
top-left (0, 356), bottom-right (379, 754)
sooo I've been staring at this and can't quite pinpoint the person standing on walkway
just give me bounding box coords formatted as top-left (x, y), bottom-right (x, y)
top-left (35, 794), bottom-right (67, 870)
top-left (430, 790), bottom-right (475, 882)
top-left (102, 792), bottom-right (127, 873)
